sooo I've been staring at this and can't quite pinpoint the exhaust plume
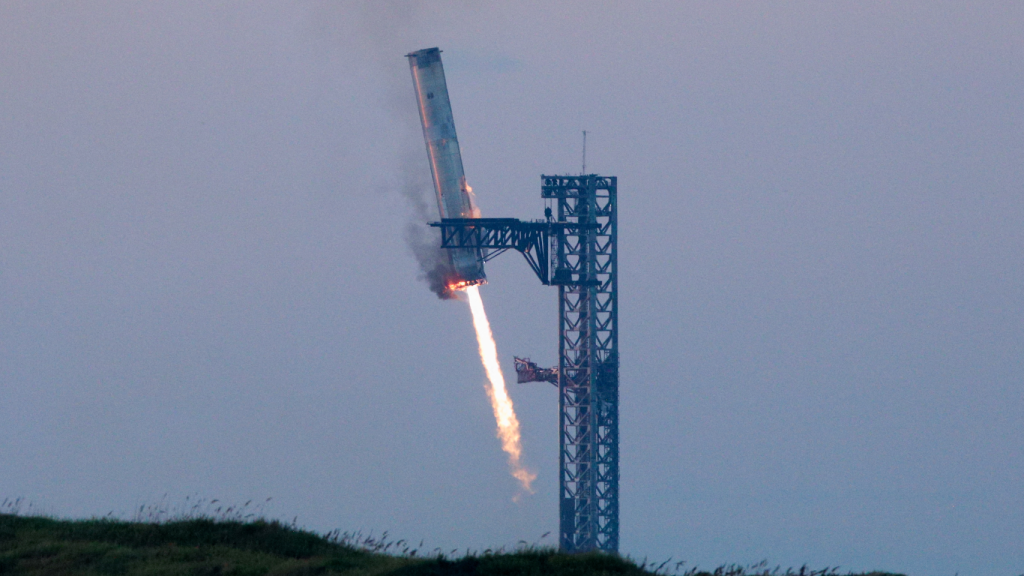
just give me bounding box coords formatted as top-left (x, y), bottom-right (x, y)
top-left (465, 285), bottom-right (536, 491)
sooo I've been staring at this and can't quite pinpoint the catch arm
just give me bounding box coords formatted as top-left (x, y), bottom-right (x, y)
top-left (430, 218), bottom-right (557, 285)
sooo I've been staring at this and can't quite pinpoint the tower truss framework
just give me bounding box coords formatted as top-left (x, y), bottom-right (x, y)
top-left (430, 174), bottom-right (619, 553)
top-left (544, 175), bottom-right (618, 552)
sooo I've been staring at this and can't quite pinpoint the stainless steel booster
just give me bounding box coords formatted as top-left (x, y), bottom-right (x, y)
top-left (407, 47), bottom-right (486, 287)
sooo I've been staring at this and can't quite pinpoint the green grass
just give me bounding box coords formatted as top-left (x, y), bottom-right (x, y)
top-left (0, 513), bottom-right (906, 576)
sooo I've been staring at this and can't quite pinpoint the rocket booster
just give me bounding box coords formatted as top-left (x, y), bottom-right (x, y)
top-left (407, 47), bottom-right (486, 288)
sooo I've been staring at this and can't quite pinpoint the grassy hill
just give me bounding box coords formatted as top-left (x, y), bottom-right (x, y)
top-left (0, 514), bottom-right (905, 576)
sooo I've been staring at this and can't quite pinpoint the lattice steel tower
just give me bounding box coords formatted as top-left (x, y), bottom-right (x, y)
top-left (432, 175), bottom-right (619, 553)
top-left (546, 175), bottom-right (618, 552)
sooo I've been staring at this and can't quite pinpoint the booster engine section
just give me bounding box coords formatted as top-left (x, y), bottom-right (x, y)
top-left (407, 47), bottom-right (486, 289)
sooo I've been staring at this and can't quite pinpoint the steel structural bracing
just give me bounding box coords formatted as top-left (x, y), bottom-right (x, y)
top-left (544, 175), bottom-right (618, 553)
top-left (430, 174), bottom-right (619, 553)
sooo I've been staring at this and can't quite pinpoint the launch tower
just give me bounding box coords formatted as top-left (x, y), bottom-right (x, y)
top-left (546, 175), bottom-right (619, 553)
top-left (432, 175), bottom-right (619, 553)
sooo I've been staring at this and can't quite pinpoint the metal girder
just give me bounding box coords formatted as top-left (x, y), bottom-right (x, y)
top-left (430, 217), bottom-right (563, 285)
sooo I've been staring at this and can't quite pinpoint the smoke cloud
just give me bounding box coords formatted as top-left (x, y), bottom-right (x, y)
top-left (398, 152), bottom-right (458, 299)
top-left (325, 1), bottom-right (458, 299)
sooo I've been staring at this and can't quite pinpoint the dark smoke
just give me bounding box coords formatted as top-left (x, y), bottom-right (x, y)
top-left (399, 152), bottom-right (458, 299)
top-left (325, 2), bottom-right (457, 298)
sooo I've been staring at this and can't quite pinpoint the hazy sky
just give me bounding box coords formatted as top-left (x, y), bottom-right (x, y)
top-left (1, 2), bottom-right (1022, 574)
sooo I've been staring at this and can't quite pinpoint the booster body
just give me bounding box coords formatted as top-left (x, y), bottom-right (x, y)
top-left (407, 47), bottom-right (486, 288)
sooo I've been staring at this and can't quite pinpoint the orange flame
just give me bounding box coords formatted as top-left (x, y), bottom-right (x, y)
top-left (464, 285), bottom-right (536, 492)
top-left (447, 278), bottom-right (484, 292)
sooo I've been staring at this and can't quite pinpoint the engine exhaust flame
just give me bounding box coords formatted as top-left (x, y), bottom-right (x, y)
top-left (464, 285), bottom-right (536, 492)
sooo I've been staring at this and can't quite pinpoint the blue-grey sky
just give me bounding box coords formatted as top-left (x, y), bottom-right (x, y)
top-left (1, 2), bottom-right (1021, 574)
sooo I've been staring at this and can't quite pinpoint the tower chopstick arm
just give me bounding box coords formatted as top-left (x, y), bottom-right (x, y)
top-left (430, 218), bottom-right (555, 285)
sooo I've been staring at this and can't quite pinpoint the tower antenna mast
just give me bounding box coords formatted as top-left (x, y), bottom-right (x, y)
top-left (582, 130), bottom-right (587, 174)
